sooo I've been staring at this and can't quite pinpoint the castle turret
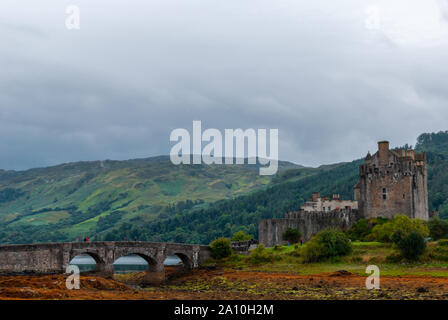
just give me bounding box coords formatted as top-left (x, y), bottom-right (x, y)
top-left (378, 141), bottom-right (389, 166)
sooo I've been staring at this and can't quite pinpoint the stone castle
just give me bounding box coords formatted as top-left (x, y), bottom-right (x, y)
top-left (354, 141), bottom-right (428, 220)
top-left (258, 140), bottom-right (429, 247)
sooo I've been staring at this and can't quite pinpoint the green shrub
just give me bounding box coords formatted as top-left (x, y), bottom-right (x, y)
top-left (282, 228), bottom-right (301, 244)
top-left (301, 240), bottom-right (327, 263)
top-left (428, 218), bottom-right (448, 240)
top-left (391, 229), bottom-right (404, 244)
top-left (371, 215), bottom-right (429, 242)
top-left (385, 252), bottom-right (403, 263)
top-left (363, 233), bottom-right (377, 242)
top-left (288, 248), bottom-right (301, 257)
top-left (396, 231), bottom-right (426, 261)
top-left (349, 255), bottom-right (363, 263)
top-left (249, 244), bottom-right (276, 264)
top-left (231, 231), bottom-right (253, 242)
top-left (210, 238), bottom-right (233, 260)
top-left (428, 245), bottom-right (448, 261)
top-left (320, 229), bottom-right (352, 257)
top-left (348, 218), bottom-right (389, 241)
top-left (438, 239), bottom-right (448, 246)
top-left (301, 229), bottom-right (352, 263)
top-left (347, 219), bottom-right (372, 241)
top-left (227, 253), bottom-right (244, 263)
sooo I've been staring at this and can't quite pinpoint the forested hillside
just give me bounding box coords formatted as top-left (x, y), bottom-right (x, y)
top-left (416, 131), bottom-right (448, 219)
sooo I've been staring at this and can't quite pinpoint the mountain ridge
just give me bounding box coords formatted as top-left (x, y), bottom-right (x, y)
top-left (0, 155), bottom-right (317, 243)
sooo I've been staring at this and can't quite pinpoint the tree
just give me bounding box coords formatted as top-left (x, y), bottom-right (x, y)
top-left (372, 215), bottom-right (429, 242)
top-left (428, 218), bottom-right (448, 240)
top-left (301, 229), bottom-right (352, 263)
top-left (249, 244), bottom-right (275, 264)
top-left (209, 238), bottom-right (232, 259)
top-left (282, 228), bottom-right (301, 244)
top-left (397, 232), bottom-right (426, 260)
top-left (347, 219), bottom-right (372, 240)
top-left (231, 231), bottom-right (253, 242)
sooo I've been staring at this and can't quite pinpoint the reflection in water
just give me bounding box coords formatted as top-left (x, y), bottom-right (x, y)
top-left (70, 254), bottom-right (182, 273)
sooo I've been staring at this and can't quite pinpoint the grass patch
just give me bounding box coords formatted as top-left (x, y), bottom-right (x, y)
top-left (208, 242), bottom-right (448, 278)
top-left (352, 241), bottom-right (384, 247)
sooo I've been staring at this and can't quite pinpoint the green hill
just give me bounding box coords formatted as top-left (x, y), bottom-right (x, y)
top-left (0, 156), bottom-right (306, 243)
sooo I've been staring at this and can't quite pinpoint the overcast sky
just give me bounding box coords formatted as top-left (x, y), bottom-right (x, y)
top-left (1, 0), bottom-right (448, 170)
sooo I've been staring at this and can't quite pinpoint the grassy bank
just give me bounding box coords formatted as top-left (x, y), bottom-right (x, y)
top-left (208, 241), bottom-right (448, 277)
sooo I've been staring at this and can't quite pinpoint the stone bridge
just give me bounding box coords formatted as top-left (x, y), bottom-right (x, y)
top-left (0, 241), bottom-right (211, 284)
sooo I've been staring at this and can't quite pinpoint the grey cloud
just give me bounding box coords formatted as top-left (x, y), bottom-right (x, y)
top-left (0, 21), bottom-right (46, 38)
top-left (438, 0), bottom-right (448, 20)
top-left (0, 0), bottom-right (447, 170)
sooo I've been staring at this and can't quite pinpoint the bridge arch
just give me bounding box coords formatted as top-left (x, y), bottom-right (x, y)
top-left (69, 251), bottom-right (106, 273)
top-left (168, 252), bottom-right (192, 269)
top-left (110, 247), bottom-right (166, 284)
top-left (113, 252), bottom-right (159, 272)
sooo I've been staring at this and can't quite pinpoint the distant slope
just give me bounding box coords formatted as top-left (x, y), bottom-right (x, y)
top-left (0, 156), bottom-right (308, 243)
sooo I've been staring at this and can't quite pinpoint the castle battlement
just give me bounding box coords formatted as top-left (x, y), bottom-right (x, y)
top-left (285, 207), bottom-right (357, 219)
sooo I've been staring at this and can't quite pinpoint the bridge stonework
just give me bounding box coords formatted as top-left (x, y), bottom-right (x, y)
top-left (0, 242), bottom-right (211, 284)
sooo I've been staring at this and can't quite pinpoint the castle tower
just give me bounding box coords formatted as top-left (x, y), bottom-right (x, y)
top-left (354, 141), bottom-right (429, 220)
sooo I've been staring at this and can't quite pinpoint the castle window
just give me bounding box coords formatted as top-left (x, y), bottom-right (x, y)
top-left (403, 194), bottom-right (405, 199)
top-left (382, 188), bottom-right (387, 200)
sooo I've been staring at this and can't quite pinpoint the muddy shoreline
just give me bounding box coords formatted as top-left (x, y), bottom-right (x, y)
top-left (1, 268), bottom-right (448, 300)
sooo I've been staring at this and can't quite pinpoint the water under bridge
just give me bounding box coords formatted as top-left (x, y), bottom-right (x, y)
top-left (0, 241), bottom-right (211, 284)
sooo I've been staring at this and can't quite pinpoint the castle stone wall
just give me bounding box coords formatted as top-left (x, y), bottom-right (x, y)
top-left (258, 210), bottom-right (358, 247)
